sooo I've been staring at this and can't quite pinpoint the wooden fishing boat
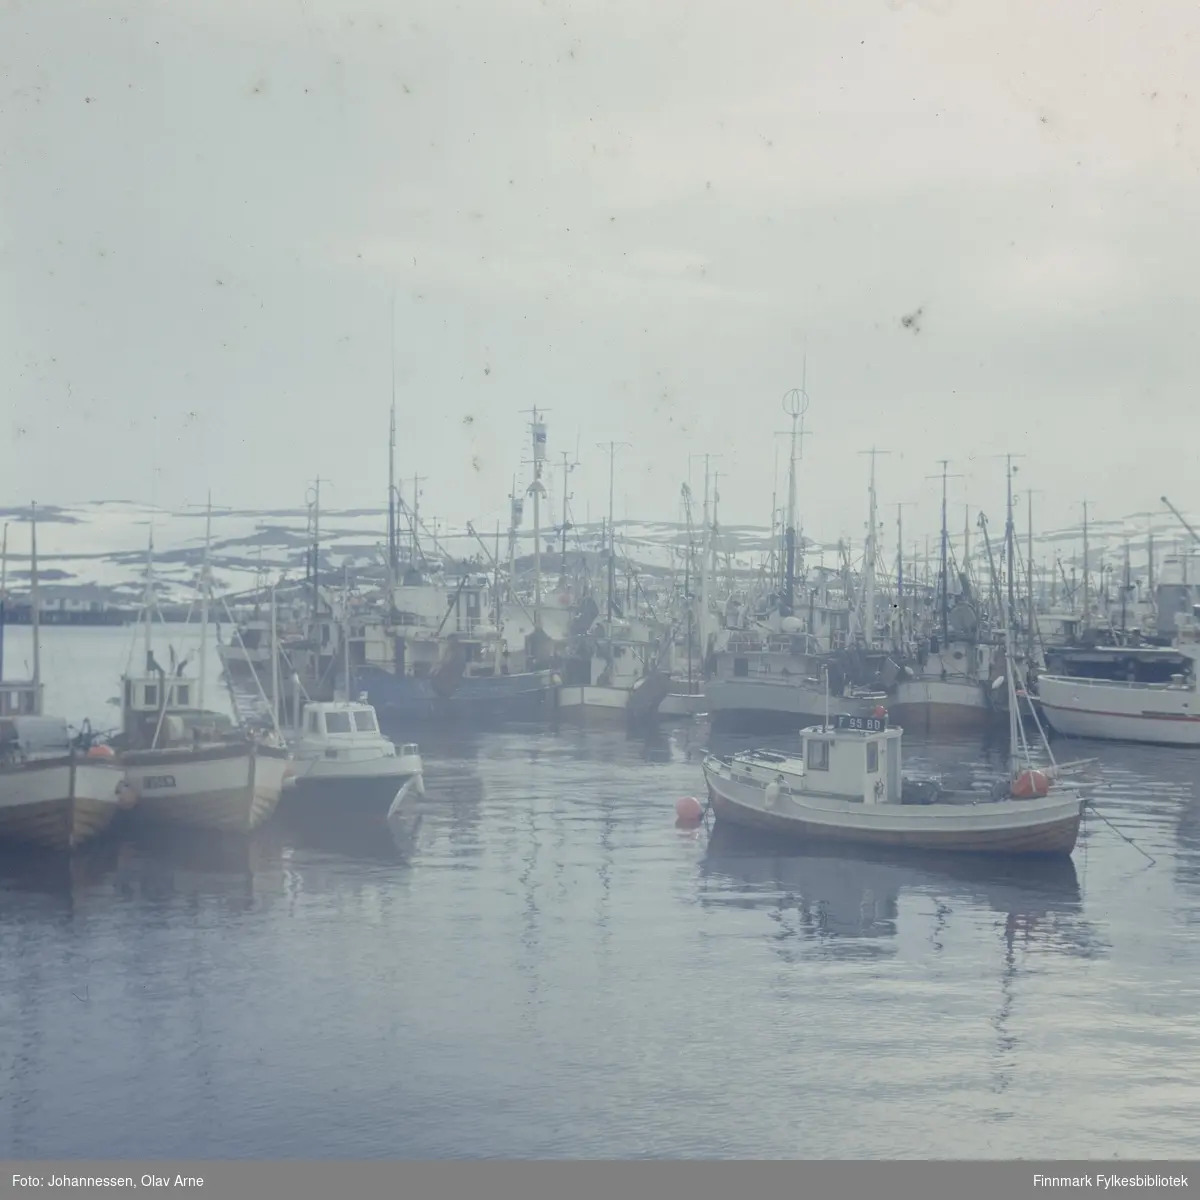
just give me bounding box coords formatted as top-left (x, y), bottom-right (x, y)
top-left (703, 616), bottom-right (1091, 857)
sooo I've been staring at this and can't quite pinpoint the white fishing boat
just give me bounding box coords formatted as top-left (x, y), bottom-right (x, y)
top-left (0, 716), bottom-right (131, 852)
top-left (702, 620), bottom-right (1089, 857)
top-left (118, 673), bottom-right (290, 834)
top-left (116, 517), bottom-right (290, 834)
top-left (282, 699), bottom-right (423, 804)
top-left (0, 507), bottom-right (130, 852)
top-left (1036, 645), bottom-right (1200, 747)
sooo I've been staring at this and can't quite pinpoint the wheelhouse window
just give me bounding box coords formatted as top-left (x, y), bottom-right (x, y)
top-left (807, 740), bottom-right (830, 771)
top-left (866, 741), bottom-right (879, 773)
top-left (173, 685), bottom-right (190, 707)
top-left (352, 710), bottom-right (378, 733)
top-left (324, 712), bottom-right (352, 734)
top-left (144, 685), bottom-right (158, 708)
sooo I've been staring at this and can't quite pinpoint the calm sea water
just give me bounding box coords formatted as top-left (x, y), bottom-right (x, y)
top-left (1, 625), bottom-right (1199, 1159)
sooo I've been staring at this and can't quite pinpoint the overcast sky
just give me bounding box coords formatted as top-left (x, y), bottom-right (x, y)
top-left (3, 0), bottom-right (1198, 549)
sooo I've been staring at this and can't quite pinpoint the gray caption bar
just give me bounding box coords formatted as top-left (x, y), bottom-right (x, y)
top-left (3, 1161), bottom-right (1194, 1200)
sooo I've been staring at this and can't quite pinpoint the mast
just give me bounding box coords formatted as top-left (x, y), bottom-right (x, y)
top-left (0, 521), bottom-right (7, 682)
top-left (1121, 540), bottom-right (1130, 633)
top-left (270, 583), bottom-right (281, 728)
top-left (1026, 489), bottom-right (1035, 660)
top-left (525, 408), bottom-right (548, 626)
top-left (560, 451), bottom-right (573, 580)
top-left (598, 441), bottom-right (630, 627)
top-left (1005, 456), bottom-right (1017, 633)
top-left (781, 380), bottom-right (809, 615)
top-left (896, 505), bottom-right (904, 646)
top-left (700, 456), bottom-right (710, 660)
top-left (936, 461), bottom-right (951, 643)
top-left (198, 493), bottom-right (212, 711)
top-left (507, 479), bottom-right (521, 605)
top-left (30, 503), bottom-right (41, 711)
top-left (310, 476), bottom-right (321, 621)
top-left (1082, 500), bottom-right (1090, 628)
top-left (388, 403), bottom-right (397, 587)
top-left (858, 448), bottom-right (887, 649)
top-left (143, 527), bottom-right (155, 667)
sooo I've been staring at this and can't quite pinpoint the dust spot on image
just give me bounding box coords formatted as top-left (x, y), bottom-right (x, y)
top-left (471, 456), bottom-right (483, 472)
top-left (463, 414), bottom-right (475, 426)
top-left (901, 308), bottom-right (923, 333)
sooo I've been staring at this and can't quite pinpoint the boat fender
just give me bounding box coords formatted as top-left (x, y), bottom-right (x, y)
top-left (115, 780), bottom-right (139, 809)
top-left (764, 776), bottom-right (783, 809)
top-left (675, 796), bottom-right (704, 825)
top-left (1011, 769), bottom-right (1050, 799)
top-left (873, 778), bottom-right (885, 800)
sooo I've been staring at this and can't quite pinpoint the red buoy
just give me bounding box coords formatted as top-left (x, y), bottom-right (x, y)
top-left (675, 796), bottom-right (704, 826)
top-left (1011, 769), bottom-right (1050, 799)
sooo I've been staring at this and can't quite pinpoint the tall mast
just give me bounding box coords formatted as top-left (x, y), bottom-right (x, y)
top-left (896, 504), bottom-right (905, 645)
top-left (858, 448), bottom-right (889, 648)
top-left (0, 521), bottom-right (7, 682)
top-left (524, 408), bottom-right (549, 625)
top-left (598, 441), bottom-right (630, 627)
top-left (1026, 489), bottom-right (1035, 660)
top-left (388, 295), bottom-right (397, 588)
top-left (1082, 500), bottom-right (1090, 627)
top-left (30, 503), bottom-right (41, 711)
top-left (310, 476), bottom-right (321, 621)
top-left (1002, 454), bottom-right (1024, 634)
top-left (781, 377), bottom-right (809, 615)
top-left (936, 461), bottom-right (951, 643)
top-left (199, 492), bottom-right (212, 711)
top-left (700, 457), bottom-right (710, 654)
top-left (559, 451), bottom-right (575, 580)
top-left (143, 526), bottom-right (155, 666)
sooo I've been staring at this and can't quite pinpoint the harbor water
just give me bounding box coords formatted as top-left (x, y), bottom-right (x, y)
top-left (2, 626), bottom-right (1199, 1158)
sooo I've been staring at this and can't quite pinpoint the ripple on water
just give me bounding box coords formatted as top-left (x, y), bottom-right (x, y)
top-left (2, 719), bottom-right (1199, 1158)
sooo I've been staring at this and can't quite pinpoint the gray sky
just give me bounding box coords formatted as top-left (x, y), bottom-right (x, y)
top-left (3, 0), bottom-right (1198, 546)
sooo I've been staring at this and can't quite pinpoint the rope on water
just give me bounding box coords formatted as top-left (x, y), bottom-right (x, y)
top-left (1085, 799), bottom-right (1157, 866)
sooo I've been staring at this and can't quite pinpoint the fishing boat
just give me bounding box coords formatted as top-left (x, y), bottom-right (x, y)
top-left (282, 699), bottom-right (423, 805)
top-left (702, 613), bottom-right (1089, 856)
top-left (1035, 644), bottom-right (1200, 747)
top-left (0, 717), bottom-right (131, 852)
top-left (0, 507), bottom-right (130, 852)
top-left (115, 519), bottom-right (289, 834)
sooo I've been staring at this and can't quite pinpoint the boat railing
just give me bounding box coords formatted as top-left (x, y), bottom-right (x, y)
top-left (1038, 673), bottom-right (1192, 692)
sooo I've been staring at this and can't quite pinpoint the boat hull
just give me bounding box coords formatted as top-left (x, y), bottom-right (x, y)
top-left (658, 691), bottom-right (707, 717)
top-left (887, 678), bottom-right (1005, 736)
top-left (0, 757), bottom-right (127, 852)
top-left (555, 685), bottom-right (630, 721)
top-left (706, 677), bottom-right (876, 733)
top-left (703, 762), bottom-right (1083, 856)
top-left (1036, 675), bottom-right (1200, 747)
top-left (122, 742), bottom-right (289, 833)
top-left (354, 665), bottom-right (555, 723)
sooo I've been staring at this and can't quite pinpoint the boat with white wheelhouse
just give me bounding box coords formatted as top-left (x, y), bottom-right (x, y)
top-left (702, 710), bottom-right (1086, 856)
top-left (282, 699), bottom-right (423, 805)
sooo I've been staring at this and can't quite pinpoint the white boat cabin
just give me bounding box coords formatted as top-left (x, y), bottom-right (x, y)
top-left (298, 700), bottom-right (385, 742)
top-left (121, 661), bottom-right (236, 749)
top-left (729, 714), bottom-right (903, 805)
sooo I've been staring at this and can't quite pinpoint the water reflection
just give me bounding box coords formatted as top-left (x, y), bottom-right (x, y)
top-left (701, 823), bottom-right (1095, 952)
top-left (0, 839), bottom-right (125, 910)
